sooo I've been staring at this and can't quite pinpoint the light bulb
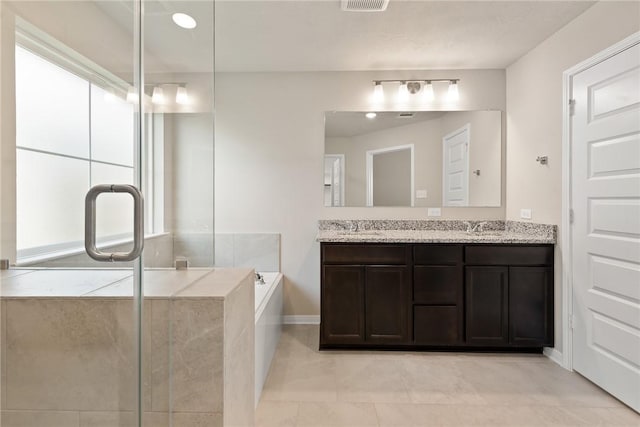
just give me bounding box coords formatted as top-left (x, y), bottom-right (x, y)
top-left (126, 86), bottom-right (139, 104)
top-left (104, 87), bottom-right (117, 103)
top-left (365, 112), bottom-right (377, 119)
top-left (152, 86), bottom-right (165, 104)
top-left (372, 81), bottom-right (384, 103)
top-left (176, 86), bottom-right (189, 105)
top-left (423, 81), bottom-right (434, 102)
top-left (448, 80), bottom-right (459, 102)
top-left (397, 81), bottom-right (409, 103)
top-left (172, 13), bottom-right (197, 29)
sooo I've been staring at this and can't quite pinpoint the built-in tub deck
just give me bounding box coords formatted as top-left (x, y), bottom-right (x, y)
top-left (0, 268), bottom-right (256, 427)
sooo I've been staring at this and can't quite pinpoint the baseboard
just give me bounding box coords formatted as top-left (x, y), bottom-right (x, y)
top-left (283, 315), bottom-right (320, 325)
top-left (543, 347), bottom-right (564, 367)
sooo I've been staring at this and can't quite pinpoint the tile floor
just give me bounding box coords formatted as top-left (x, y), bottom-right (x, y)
top-left (255, 325), bottom-right (639, 427)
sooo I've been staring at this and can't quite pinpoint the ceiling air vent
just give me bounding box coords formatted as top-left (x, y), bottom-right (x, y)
top-left (341, 0), bottom-right (390, 12)
top-left (398, 112), bottom-right (415, 118)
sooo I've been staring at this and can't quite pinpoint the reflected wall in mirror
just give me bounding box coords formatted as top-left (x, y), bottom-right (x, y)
top-left (324, 110), bottom-right (502, 207)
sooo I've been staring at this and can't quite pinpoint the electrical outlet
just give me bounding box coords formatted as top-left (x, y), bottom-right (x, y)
top-left (520, 208), bottom-right (532, 220)
top-left (416, 190), bottom-right (428, 199)
top-left (427, 207), bottom-right (441, 217)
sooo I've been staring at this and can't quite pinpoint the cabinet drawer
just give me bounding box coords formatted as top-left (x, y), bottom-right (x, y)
top-left (465, 245), bottom-right (553, 266)
top-left (413, 266), bottom-right (460, 304)
top-left (322, 244), bottom-right (409, 265)
top-left (414, 306), bottom-right (461, 345)
top-left (414, 244), bottom-right (462, 265)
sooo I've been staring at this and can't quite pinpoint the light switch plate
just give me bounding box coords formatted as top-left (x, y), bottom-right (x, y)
top-left (427, 207), bottom-right (442, 217)
top-left (520, 208), bottom-right (532, 219)
top-left (416, 190), bottom-right (428, 199)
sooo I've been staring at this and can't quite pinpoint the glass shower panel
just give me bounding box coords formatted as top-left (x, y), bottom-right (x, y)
top-left (1, 0), bottom-right (143, 426)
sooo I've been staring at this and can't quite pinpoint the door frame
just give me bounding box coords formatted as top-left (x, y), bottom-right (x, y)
top-left (442, 123), bottom-right (470, 206)
top-left (561, 31), bottom-right (640, 371)
top-left (365, 144), bottom-right (415, 207)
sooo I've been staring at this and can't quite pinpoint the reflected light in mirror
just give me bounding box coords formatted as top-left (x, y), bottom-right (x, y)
top-left (172, 12), bottom-right (197, 29)
top-left (365, 112), bottom-right (377, 119)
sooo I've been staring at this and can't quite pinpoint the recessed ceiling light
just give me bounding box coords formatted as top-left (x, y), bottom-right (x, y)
top-left (365, 112), bottom-right (377, 119)
top-left (172, 13), bottom-right (197, 29)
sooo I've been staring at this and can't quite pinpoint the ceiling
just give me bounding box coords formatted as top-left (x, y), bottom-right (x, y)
top-left (325, 111), bottom-right (446, 137)
top-left (214, 0), bottom-right (595, 72)
top-left (33, 0), bottom-right (596, 74)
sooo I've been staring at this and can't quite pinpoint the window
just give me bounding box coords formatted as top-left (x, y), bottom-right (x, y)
top-left (15, 45), bottom-right (142, 261)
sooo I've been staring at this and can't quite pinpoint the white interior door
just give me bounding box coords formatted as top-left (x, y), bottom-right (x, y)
top-left (442, 124), bottom-right (470, 206)
top-left (571, 41), bottom-right (640, 412)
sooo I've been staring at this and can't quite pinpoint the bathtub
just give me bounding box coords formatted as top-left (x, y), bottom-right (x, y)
top-left (254, 271), bottom-right (283, 406)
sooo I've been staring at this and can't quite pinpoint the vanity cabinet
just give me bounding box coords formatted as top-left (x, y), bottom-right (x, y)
top-left (320, 242), bottom-right (554, 351)
top-left (465, 245), bottom-right (554, 348)
top-left (321, 244), bottom-right (411, 346)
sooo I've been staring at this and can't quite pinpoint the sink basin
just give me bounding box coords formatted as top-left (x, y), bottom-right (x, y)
top-left (336, 231), bottom-right (383, 236)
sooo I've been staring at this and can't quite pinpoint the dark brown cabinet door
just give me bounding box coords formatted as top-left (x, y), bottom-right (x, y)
top-left (466, 266), bottom-right (509, 346)
top-left (414, 305), bottom-right (461, 344)
top-left (365, 266), bottom-right (411, 344)
top-left (509, 267), bottom-right (553, 347)
top-left (321, 266), bottom-right (365, 345)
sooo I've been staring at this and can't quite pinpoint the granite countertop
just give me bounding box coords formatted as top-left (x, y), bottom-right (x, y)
top-left (316, 220), bottom-right (556, 245)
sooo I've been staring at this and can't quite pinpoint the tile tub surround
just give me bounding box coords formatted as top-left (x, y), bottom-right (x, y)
top-left (317, 220), bottom-right (557, 244)
top-left (0, 268), bottom-right (255, 427)
top-left (214, 233), bottom-right (281, 272)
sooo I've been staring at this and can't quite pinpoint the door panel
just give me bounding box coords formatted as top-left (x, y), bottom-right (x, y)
top-left (571, 41), bottom-right (640, 412)
top-left (443, 124), bottom-right (470, 206)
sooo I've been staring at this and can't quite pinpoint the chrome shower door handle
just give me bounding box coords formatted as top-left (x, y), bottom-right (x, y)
top-left (85, 184), bottom-right (144, 262)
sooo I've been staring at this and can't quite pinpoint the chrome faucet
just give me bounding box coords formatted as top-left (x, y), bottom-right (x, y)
top-left (464, 221), bottom-right (489, 233)
top-left (255, 272), bottom-right (265, 285)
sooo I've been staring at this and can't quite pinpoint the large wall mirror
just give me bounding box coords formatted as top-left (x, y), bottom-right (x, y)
top-left (324, 110), bottom-right (502, 207)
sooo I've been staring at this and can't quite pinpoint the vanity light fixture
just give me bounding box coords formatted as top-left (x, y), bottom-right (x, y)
top-left (448, 80), bottom-right (459, 102)
top-left (103, 87), bottom-right (117, 103)
top-left (175, 85), bottom-right (189, 105)
top-left (365, 112), bottom-right (377, 119)
top-left (397, 81), bottom-right (409, 102)
top-left (172, 12), bottom-right (197, 29)
top-left (151, 86), bottom-right (165, 104)
top-left (126, 86), bottom-right (139, 104)
top-left (423, 81), bottom-right (434, 102)
top-left (371, 78), bottom-right (460, 104)
top-left (372, 81), bottom-right (384, 102)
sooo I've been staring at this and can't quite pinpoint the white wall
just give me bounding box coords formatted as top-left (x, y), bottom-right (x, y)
top-left (215, 69), bottom-right (506, 316)
top-left (506, 1), bottom-right (640, 354)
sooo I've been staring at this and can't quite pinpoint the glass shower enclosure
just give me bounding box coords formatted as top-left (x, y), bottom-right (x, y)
top-left (0, 1), bottom-right (214, 425)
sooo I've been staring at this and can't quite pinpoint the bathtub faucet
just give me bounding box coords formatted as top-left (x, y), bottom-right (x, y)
top-left (255, 272), bottom-right (266, 285)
